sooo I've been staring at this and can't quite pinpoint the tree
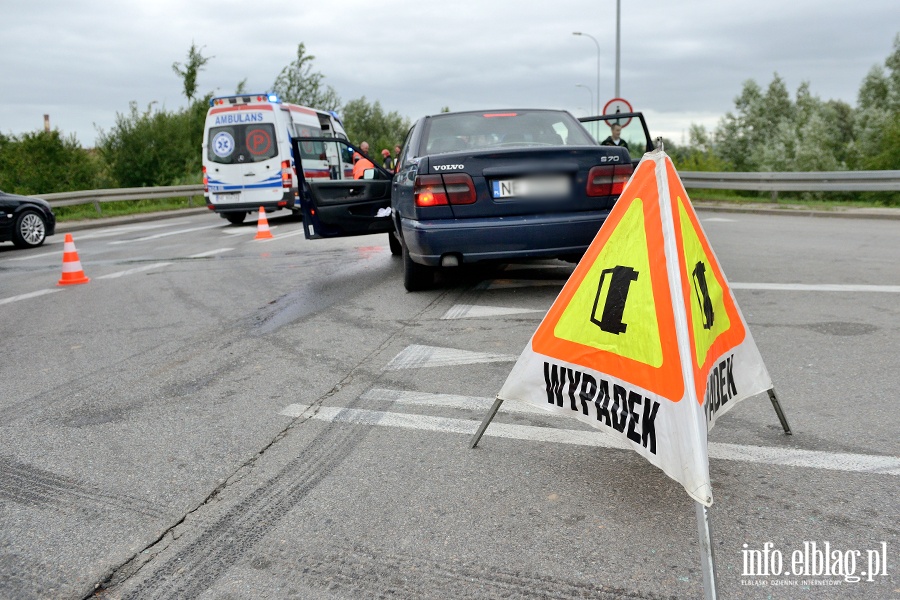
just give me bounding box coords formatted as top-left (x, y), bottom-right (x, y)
top-left (172, 42), bottom-right (212, 103)
top-left (272, 43), bottom-right (341, 110)
top-left (340, 97), bottom-right (411, 158)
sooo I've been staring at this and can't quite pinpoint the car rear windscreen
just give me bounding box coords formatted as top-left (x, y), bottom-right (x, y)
top-left (424, 111), bottom-right (596, 154)
top-left (208, 124), bottom-right (278, 164)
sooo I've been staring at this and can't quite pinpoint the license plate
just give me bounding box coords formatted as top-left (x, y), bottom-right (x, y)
top-left (213, 193), bottom-right (239, 203)
top-left (491, 176), bottom-right (570, 199)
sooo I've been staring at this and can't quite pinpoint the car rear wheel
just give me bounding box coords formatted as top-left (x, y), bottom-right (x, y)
top-left (225, 212), bottom-right (246, 225)
top-left (402, 242), bottom-right (434, 292)
top-left (388, 231), bottom-right (401, 256)
top-left (12, 210), bottom-right (47, 248)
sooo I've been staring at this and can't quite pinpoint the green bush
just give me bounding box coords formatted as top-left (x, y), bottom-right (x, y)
top-left (0, 130), bottom-right (103, 195)
top-left (96, 98), bottom-right (208, 188)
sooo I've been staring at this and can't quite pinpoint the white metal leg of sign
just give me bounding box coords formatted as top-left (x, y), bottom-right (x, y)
top-left (695, 501), bottom-right (719, 600)
top-left (767, 388), bottom-right (793, 435)
top-left (469, 397), bottom-right (505, 448)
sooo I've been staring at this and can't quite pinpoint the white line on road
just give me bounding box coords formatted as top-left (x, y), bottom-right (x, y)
top-left (279, 402), bottom-right (900, 476)
top-left (189, 248), bottom-right (234, 258)
top-left (731, 283), bottom-right (900, 293)
top-left (222, 227), bottom-right (278, 236)
top-left (258, 229), bottom-right (307, 242)
top-left (5, 250), bottom-right (59, 262)
top-left (385, 344), bottom-right (518, 370)
top-left (74, 221), bottom-right (192, 240)
top-left (0, 288), bottom-right (64, 305)
top-left (96, 262), bottom-right (173, 279)
top-left (359, 388), bottom-right (549, 415)
top-left (441, 304), bottom-right (544, 320)
top-left (107, 225), bottom-right (221, 244)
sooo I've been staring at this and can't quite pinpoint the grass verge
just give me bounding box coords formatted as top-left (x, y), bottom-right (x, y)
top-left (55, 197), bottom-right (204, 222)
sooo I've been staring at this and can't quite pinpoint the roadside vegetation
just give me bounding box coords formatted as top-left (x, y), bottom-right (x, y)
top-left (1, 36), bottom-right (898, 219)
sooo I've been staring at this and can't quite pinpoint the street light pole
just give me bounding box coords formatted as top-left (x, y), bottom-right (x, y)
top-left (575, 84), bottom-right (593, 117)
top-left (615, 0), bottom-right (621, 98)
top-left (572, 32), bottom-right (600, 114)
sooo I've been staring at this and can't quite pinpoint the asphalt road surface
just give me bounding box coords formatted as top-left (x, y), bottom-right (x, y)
top-left (1, 208), bottom-right (898, 599)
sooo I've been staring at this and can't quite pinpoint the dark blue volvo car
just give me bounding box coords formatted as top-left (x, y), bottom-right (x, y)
top-left (293, 109), bottom-right (652, 291)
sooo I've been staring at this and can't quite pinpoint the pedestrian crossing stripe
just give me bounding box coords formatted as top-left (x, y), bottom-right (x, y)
top-left (666, 160), bottom-right (746, 405)
top-left (531, 160), bottom-right (684, 400)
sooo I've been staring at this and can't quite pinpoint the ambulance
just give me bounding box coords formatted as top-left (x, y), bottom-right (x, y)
top-left (202, 93), bottom-right (354, 224)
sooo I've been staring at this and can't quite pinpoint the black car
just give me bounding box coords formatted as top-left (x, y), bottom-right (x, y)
top-left (292, 110), bottom-right (653, 291)
top-left (0, 190), bottom-right (57, 248)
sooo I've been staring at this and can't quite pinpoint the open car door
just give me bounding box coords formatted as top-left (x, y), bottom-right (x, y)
top-left (291, 136), bottom-right (394, 239)
top-left (578, 112), bottom-right (654, 167)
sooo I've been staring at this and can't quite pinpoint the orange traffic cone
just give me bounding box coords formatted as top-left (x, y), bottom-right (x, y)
top-left (58, 233), bottom-right (90, 285)
top-left (255, 206), bottom-right (274, 240)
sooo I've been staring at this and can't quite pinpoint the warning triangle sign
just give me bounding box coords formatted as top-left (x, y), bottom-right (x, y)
top-left (532, 161), bottom-right (683, 400)
top-left (497, 149), bottom-right (773, 506)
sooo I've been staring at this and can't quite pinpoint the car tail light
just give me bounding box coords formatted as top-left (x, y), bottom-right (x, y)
top-left (202, 166), bottom-right (208, 193)
top-left (441, 173), bottom-right (477, 205)
top-left (281, 160), bottom-right (293, 189)
top-left (414, 175), bottom-right (449, 207)
top-left (586, 164), bottom-right (634, 197)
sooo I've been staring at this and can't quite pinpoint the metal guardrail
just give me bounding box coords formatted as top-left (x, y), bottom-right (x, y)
top-left (680, 170), bottom-right (900, 201)
top-left (34, 184), bottom-right (205, 215)
top-left (30, 170), bottom-right (900, 212)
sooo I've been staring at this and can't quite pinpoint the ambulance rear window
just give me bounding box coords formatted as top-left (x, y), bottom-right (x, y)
top-left (208, 124), bottom-right (278, 164)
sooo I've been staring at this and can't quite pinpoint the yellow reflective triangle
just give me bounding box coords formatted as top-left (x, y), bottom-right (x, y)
top-left (553, 198), bottom-right (663, 368)
top-left (676, 197), bottom-right (731, 368)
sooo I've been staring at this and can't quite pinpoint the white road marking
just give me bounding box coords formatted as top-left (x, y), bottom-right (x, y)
top-left (279, 402), bottom-right (900, 476)
top-left (385, 344), bottom-right (517, 370)
top-left (475, 279), bottom-right (565, 291)
top-left (0, 288), bottom-right (63, 305)
top-left (359, 388), bottom-right (549, 415)
top-left (189, 248), bottom-right (234, 258)
top-left (74, 221), bottom-right (192, 240)
top-left (222, 227), bottom-right (278, 236)
top-left (732, 283), bottom-right (900, 293)
top-left (5, 250), bottom-right (59, 262)
top-left (107, 225), bottom-right (221, 244)
top-left (96, 262), bottom-right (173, 279)
top-left (258, 229), bottom-right (306, 242)
top-left (441, 304), bottom-right (543, 320)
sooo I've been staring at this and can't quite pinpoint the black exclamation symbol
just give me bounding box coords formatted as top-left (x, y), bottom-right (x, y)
top-left (591, 265), bottom-right (639, 335)
top-left (692, 261), bottom-right (715, 330)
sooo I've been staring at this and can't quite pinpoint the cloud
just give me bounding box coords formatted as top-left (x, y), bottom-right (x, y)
top-left (1, 0), bottom-right (896, 147)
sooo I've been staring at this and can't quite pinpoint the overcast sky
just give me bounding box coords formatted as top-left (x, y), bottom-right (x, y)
top-left (2, 1), bottom-right (897, 147)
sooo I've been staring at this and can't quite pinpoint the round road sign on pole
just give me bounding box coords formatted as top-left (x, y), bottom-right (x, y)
top-left (602, 97), bottom-right (633, 128)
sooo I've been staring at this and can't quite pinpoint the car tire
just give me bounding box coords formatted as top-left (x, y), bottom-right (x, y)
top-left (225, 212), bottom-right (246, 225)
top-left (402, 242), bottom-right (434, 292)
top-left (12, 210), bottom-right (47, 248)
top-left (388, 231), bottom-right (401, 257)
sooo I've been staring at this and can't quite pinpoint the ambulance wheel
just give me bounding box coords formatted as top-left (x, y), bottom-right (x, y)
top-left (388, 231), bottom-right (401, 256)
top-left (225, 212), bottom-right (246, 225)
top-left (12, 210), bottom-right (47, 248)
top-left (402, 243), bottom-right (434, 292)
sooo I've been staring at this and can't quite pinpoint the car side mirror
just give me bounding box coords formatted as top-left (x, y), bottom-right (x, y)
top-left (363, 168), bottom-right (376, 180)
